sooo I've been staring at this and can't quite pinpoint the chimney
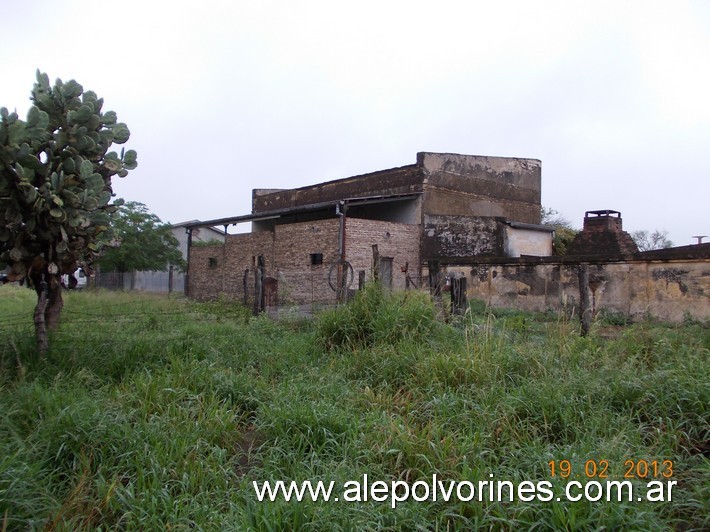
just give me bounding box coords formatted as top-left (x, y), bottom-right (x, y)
top-left (566, 210), bottom-right (639, 257)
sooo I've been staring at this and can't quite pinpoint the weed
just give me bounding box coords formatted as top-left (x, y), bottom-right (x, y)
top-left (0, 284), bottom-right (707, 529)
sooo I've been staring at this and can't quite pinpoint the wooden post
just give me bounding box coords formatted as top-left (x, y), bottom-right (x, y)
top-left (372, 244), bottom-right (379, 282)
top-left (451, 276), bottom-right (467, 315)
top-left (185, 228), bottom-right (192, 297)
top-left (428, 260), bottom-right (441, 296)
top-left (336, 262), bottom-right (345, 303)
top-left (579, 263), bottom-right (592, 337)
top-left (358, 270), bottom-right (366, 290)
top-left (243, 268), bottom-right (249, 307)
top-left (254, 255), bottom-right (265, 315)
top-left (168, 265), bottom-right (174, 294)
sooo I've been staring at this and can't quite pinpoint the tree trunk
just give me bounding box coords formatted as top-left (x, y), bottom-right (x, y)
top-left (34, 280), bottom-right (49, 356)
top-left (32, 272), bottom-right (64, 356)
top-left (46, 275), bottom-right (64, 330)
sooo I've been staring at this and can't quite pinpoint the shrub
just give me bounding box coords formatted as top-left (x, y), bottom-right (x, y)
top-left (315, 284), bottom-right (440, 351)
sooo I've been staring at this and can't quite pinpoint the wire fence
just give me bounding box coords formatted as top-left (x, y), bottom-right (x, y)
top-left (0, 291), bottom-right (345, 351)
top-left (94, 270), bottom-right (185, 293)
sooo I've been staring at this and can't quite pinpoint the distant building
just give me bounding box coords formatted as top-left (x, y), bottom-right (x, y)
top-left (186, 152), bottom-right (553, 308)
top-left (95, 221), bottom-right (225, 292)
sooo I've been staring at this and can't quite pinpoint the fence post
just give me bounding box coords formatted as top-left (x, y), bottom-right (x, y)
top-left (243, 269), bottom-right (249, 307)
top-left (579, 263), bottom-right (592, 336)
top-left (372, 244), bottom-right (379, 283)
top-left (254, 256), bottom-right (265, 315)
top-left (451, 276), bottom-right (467, 315)
top-left (428, 260), bottom-right (441, 296)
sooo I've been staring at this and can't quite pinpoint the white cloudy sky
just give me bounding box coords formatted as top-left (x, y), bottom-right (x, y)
top-left (2, 0), bottom-right (708, 244)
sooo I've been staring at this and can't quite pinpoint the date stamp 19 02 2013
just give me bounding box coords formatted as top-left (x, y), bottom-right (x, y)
top-left (548, 459), bottom-right (673, 480)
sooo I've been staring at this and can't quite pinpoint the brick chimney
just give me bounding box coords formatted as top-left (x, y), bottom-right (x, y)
top-left (566, 210), bottom-right (639, 257)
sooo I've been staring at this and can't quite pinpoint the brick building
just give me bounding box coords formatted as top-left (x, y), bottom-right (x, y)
top-left (185, 152), bottom-right (553, 308)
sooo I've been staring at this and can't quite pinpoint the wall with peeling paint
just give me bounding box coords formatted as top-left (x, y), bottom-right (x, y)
top-left (420, 152), bottom-right (542, 225)
top-left (441, 258), bottom-right (709, 322)
top-left (505, 226), bottom-right (553, 257)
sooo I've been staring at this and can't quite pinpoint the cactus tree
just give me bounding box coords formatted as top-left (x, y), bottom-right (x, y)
top-left (0, 71), bottom-right (137, 354)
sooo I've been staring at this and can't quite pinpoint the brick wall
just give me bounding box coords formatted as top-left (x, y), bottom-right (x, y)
top-left (188, 232), bottom-right (275, 302)
top-left (188, 218), bottom-right (422, 304)
top-left (273, 219), bottom-right (340, 305)
top-left (188, 244), bottom-right (227, 300)
top-left (345, 217), bottom-right (421, 289)
top-left (567, 214), bottom-right (638, 256)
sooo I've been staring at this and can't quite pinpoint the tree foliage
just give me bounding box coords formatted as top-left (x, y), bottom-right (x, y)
top-left (0, 71), bottom-right (136, 353)
top-left (541, 207), bottom-right (578, 256)
top-left (97, 201), bottom-right (185, 273)
top-left (631, 229), bottom-right (673, 252)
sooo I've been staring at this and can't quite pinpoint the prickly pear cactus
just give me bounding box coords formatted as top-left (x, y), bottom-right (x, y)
top-left (0, 70), bottom-right (137, 281)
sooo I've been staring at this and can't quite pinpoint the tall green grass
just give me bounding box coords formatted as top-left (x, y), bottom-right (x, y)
top-left (0, 284), bottom-right (707, 529)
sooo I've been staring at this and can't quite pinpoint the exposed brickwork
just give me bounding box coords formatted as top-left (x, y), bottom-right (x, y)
top-left (567, 211), bottom-right (639, 257)
top-left (188, 244), bottom-right (227, 300)
top-left (188, 232), bottom-right (275, 302)
top-left (345, 217), bottom-right (421, 289)
top-left (188, 152), bottom-right (547, 303)
top-left (273, 219), bottom-right (340, 305)
top-left (187, 217), bottom-right (421, 303)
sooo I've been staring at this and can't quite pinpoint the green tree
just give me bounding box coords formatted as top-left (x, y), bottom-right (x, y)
top-left (97, 201), bottom-right (185, 276)
top-left (631, 229), bottom-right (673, 251)
top-left (541, 207), bottom-right (578, 256)
top-left (0, 71), bottom-right (136, 354)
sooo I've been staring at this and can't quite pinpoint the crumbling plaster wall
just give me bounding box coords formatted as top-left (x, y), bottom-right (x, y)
top-left (422, 215), bottom-right (506, 259)
top-left (419, 152), bottom-right (542, 225)
top-left (505, 226), bottom-right (553, 257)
top-left (452, 259), bottom-right (709, 322)
top-left (252, 165), bottom-right (423, 213)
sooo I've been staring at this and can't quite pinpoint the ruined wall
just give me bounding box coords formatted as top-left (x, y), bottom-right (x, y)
top-left (252, 165), bottom-right (423, 213)
top-left (504, 226), bottom-right (553, 257)
top-left (345, 217), bottom-right (421, 289)
top-left (422, 215), bottom-right (505, 260)
top-left (420, 152), bottom-right (542, 224)
top-left (452, 258), bottom-right (709, 322)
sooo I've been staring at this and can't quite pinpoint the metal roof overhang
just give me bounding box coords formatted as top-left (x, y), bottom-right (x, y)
top-left (505, 221), bottom-right (556, 232)
top-left (183, 193), bottom-right (422, 230)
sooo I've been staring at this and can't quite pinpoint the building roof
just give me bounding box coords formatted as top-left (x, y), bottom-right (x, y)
top-left (182, 193), bottom-right (422, 230)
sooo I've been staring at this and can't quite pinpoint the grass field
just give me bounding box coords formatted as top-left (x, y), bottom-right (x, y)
top-left (0, 285), bottom-right (708, 530)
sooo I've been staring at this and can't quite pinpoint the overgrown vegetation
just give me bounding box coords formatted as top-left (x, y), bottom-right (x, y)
top-left (0, 71), bottom-right (136, 354)
top-left (0, 285), bottom-right (707, 529)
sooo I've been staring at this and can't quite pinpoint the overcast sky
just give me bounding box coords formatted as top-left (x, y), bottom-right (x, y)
top-left (2, 0), bottom-right (708, 244)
